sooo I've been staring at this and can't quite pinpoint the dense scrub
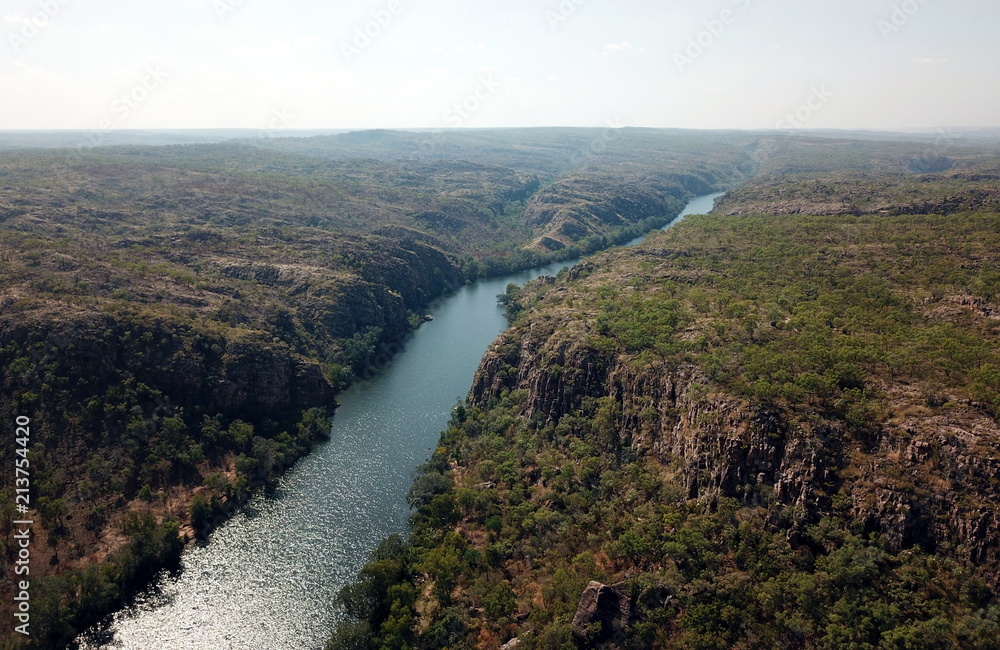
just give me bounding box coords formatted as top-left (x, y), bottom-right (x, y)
top-left (333, 205), bottom-right (1000, 648)
top-left (0, 305), bottom-right (337, 646)
top-left (0, 129), bottom-right (751, 646)
top-left (333, 407), bottom-right (999, 649)
top-left (4, 130), bottom-right (998, 647)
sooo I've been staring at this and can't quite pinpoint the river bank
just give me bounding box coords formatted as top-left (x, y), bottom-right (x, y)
top-left (77, 193), bottom-right (724, 649)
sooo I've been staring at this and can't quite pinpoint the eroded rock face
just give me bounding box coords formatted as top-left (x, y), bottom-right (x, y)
top-left (210, 340), bottom-right (335, 411)
top-left (0, 233), bottom-right (465, 598)
top-left (571, 581), bottom-right (632, 645)
top-left (472, 314), bottom-right (1000, 585)
top-left (521, 176), bottom-right (691, 250)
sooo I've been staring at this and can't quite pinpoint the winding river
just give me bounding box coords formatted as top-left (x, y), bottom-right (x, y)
top-left (77, 192), bottom-right (723, 650)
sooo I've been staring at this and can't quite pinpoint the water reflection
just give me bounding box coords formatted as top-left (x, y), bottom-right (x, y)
top-left (77, 193), bottom-right (721, 649)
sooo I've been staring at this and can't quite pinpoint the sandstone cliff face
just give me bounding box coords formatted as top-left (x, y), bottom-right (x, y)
top-left (855, 399), bottom-right (1000, 570)
top-left (0, 312), bottom-right (336, 444)
top-left (0, 232), bottom-right (465, 602)
top-left (0, 234), bottom-right (465, 460)
top-left (521, 177), bottom-right (688, 251)
top-left (211, 236), bottom-right (463, 344)
top-left (716, 172), bottom-right (1000, 218)
top-left (471, 327), bottom-right (827, 510)
top-left (471, 318), bottom-right (1000, 584)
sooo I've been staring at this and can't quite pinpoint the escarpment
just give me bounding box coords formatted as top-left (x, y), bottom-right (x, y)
top-left (471, 327), bottom-right (841, 534)
top-left (521, 177), bottom-right (692, 251)
top-left (0, 227), bottom-right (472, 644)
top-left (331, 146), bottom-right (1000, 650)
top-left (471, 212), bottom-right (1000, 585)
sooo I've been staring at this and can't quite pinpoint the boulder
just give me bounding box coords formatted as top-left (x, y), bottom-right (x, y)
top-left (571, 581), bottom-right (632, 644)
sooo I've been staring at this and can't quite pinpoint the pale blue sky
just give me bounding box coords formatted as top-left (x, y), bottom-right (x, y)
top-left (1, 0), bottom-right (997, 130)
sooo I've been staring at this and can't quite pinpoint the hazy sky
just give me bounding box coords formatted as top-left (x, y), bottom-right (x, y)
top-left (1, 0), bottom-right (997, 131)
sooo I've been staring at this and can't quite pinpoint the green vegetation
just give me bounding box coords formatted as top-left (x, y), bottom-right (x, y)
top-left (0, 129), bottom-right (752, 646)
top-left (26, 511), bottom-right (184, 649)
top-left (333, 406), bottom-right (998, 648)
top-left (333, 158), bottom-right (1000, 648)
top-left (4, 129), bottom-right (999, 647)
top-left (719, 135), bottom-right (1000, 217)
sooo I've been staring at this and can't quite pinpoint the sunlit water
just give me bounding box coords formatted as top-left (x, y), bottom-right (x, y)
top-left (77, 193), bottom-right (722, 650)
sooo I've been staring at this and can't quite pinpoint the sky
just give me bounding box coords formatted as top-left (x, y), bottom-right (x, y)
top-left (1, 0), bottom-right (997, 132)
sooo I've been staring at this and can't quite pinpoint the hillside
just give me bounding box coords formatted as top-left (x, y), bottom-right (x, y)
top-left (0, 130), bottom-right (750, 647)
top-left (332, 153), bottom-right (1000, 648)
top-left (725, 135), bottom-right (1000, 217)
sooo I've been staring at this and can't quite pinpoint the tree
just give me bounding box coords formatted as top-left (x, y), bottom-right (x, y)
top-left (138, 484), bottom-right (153, 502)
top-left (483, 582), bottom-right (517, 620)
top-left (190, 493), bottom-right (213, 536)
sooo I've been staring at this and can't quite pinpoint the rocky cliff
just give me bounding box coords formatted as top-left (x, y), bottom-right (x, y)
top-left (0, 229), bottom-right (466, 646)
top-left (473, 322), bottom-right (1000, 585)
top-left (335, 224), bottom-right (1000, 643)
top-left (329, 147), bottom-right (1000, 650)
top-left (472, 210), bottom-right (1000, 592)
top-left (520, 172), bottom-right (723, 251)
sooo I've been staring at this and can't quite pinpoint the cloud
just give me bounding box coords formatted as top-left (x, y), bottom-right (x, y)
top-left (911, 57), bottom-right (949, 65)
top-left (603, 41), bottom-right (633, 53)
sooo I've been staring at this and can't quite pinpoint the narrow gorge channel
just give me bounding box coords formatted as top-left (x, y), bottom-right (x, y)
top-left (77, 193), bottom-right (724, 650)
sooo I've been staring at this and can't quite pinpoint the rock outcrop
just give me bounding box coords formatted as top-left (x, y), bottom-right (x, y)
top-left (571, 581), bottom-right (633, 645)
top-left (472, 308), bottom-right (1000, 586)
top-left (521, 176), bottom-right (693, 250)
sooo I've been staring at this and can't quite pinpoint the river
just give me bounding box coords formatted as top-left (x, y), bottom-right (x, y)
top-left (77, 192), bottom-right (723, 650)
